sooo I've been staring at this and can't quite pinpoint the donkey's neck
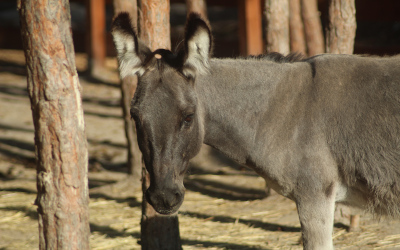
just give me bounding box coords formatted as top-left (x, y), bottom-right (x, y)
top-left (196, 58), bottom-right (299, 166)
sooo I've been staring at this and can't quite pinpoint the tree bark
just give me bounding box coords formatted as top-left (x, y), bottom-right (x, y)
top-left (289, 0), bottom-right (307, 54)
top-left (265, 0), bottom-right (290, 54)
top-left (18, 1), bottom-right (90, 249)
top-left (113, 0), bottom-right (142, 184)
top-left (186, 0), bottom-right (207, 18)
top-left (139, 0), bottom-right (171, 50)
top-left (138, 0), bottom-right (182, 249)
top-left (301, 0), bottom-right (325, 56)
top-left (120, 75), bottom-right (142, 180)
top-left (326, 0), bottom-right (358, 231)
top-left (325, 0), bottom-right (356, 54)
top-left (114, 0), bottom-right (138, 19)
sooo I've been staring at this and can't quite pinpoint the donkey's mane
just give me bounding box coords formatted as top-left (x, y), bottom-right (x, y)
top-left (242, 52), bottom-right (306, 63)
top-left (145, 49), bottom-right (306, 72)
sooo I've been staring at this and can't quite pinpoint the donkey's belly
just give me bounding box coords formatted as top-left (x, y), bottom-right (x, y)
top-left (336, 183), bottom-right (370, 210)
top-left (335, 182), bottom-right (348, 202)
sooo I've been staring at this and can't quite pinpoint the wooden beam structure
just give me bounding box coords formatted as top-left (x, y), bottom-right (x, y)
top-left (84, 0), bottom-right (264, 62)
top-left (238, 0), bottom-right (264, 56)
top-left (85, 0), bottom-right (106, 76)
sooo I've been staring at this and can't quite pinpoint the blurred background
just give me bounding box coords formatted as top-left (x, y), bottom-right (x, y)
top-left (1, 0), bottom-right (400, 60)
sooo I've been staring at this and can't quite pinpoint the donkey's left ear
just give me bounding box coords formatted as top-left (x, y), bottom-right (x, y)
top-left (111, 12), bottom-right (150, 79)
top-left (182, 13), bottom-right (213, 79)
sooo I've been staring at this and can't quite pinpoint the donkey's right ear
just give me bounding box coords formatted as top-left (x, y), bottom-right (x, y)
top-left (182, 13), bottom-right (213, 79)
top-left (111, 13), bottom-right (150, 78)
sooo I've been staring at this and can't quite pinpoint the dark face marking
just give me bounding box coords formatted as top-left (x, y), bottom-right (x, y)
top-left (131, 65), bottom-right (203, 214)
top-left (112, 12), bottom-right (211, 215)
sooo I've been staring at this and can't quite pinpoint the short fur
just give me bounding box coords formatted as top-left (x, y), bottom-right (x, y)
top-left (112, 12), bottom-right (400, 250)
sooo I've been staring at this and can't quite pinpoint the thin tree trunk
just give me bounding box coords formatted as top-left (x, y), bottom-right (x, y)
top-left (262, 0), bottom-right (290, 197)
top-left (18, 1), bottom-right (90, 249)
top-left (138, 0), bottom-right (182, 249)
top-left (325, 0), bottom-right (356, 54)
top-left (120, 75), bottom-right (142, 180)
top-left (139, 0), bottom-right (171, 50)
top-left (301, 0), bottom-right (325, 56)
top-left (289, 0), bottom-right (307, 54)
top-left (86, 0), bottom-right (106, 77)
top-left (113, 0), bottom-right (142, 184)
top-left (185, 0), bottom-right (213, 170)
top-left (265, 0), bottom-right (290, 54)
top-left (239, 0), bottom-right (263, 56)
top-left (186, 0), bottom-right (207, 18)
top-left (114, 0), bottom-right (138, 19)
top-left (326, 0), bottom-right (358, 232)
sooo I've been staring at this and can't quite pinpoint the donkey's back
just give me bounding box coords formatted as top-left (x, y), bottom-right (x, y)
top-left (230, 53), bottom-right (400, 249)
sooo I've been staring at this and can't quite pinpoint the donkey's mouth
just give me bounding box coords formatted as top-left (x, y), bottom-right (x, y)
top-left (149, 199), bottom-right (183, 215)
top-left (153, 205), bottom-right (181, 215)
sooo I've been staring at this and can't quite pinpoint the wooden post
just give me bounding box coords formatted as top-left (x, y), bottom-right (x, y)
top-left (238, 0), bottom-right (263, 56)
top-left (325, 0), bottom-right (356, 54)
top-left (86, 0), bottom-right (106, 76)
top-left (289, 0), bottom-right (307, 54)
top-left (301, 0), bottom-right (325, 56)
top-left (264, 0), bottom-right (290, 54)
top-left (138, 1), bottom-right (182, 249)
top-left (18, 0), bottom-right (90, 249)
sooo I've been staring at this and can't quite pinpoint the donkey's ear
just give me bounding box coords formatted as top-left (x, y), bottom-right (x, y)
top-left (182, 13), bottom-right (213, 79)
top-left (111, 12), bottom-right (150, 78)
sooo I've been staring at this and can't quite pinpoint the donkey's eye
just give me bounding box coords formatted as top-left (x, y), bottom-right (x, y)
top-left (183, 114), bottom-right (194, 125)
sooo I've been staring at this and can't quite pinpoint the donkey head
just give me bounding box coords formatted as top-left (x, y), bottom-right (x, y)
top-left (112, 13), bottom-right (212, 214)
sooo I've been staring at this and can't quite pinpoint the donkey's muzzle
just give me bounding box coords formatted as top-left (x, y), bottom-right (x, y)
top-left (145, 187), bottom-right (185, 215)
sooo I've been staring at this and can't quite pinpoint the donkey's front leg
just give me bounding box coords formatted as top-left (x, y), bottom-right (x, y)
top-left (296, 189), bottom-right (336, 250)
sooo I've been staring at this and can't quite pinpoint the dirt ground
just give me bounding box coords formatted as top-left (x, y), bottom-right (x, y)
top-left (1, 49), bottom-right (400, 250)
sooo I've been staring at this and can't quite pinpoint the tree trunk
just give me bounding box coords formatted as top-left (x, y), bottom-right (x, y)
top-left (186, 0), bottom-right (207, 18)
top-left (289, 0), bottom-right (307, 54)
top-left (138, 1), bottom-right (182, 249)
top-left (18, 1), bottom-right (90, 249)
top-left (141, 168), bottom-right (181, 250)
top-left (139, 0), bottom-right (171, 50)
top-left (120, 75), bottom-right (142, 180)
top-left (301, 0), bottom-right (325, 56)
top-left (114, 0), bottom-right (138, 19)
top-left (325, 0), bottom-right (356, 54)
top-left (326, 0), bottom-right (358, 231)
top-left (265, 0), bottom-right (290, 54)
top-left (113, 0), bottom-right (142, 185)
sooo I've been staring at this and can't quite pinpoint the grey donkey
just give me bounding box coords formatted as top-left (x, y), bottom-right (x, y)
top-left (111, 12), bottom-right (400, 249)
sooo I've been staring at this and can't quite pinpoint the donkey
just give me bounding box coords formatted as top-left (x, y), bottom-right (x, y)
top-left (111, 12), bottom-right (400, 249)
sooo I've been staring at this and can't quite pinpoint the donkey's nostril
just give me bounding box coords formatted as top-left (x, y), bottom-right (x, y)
top-left (160, 190), bottom-right (182, 209)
